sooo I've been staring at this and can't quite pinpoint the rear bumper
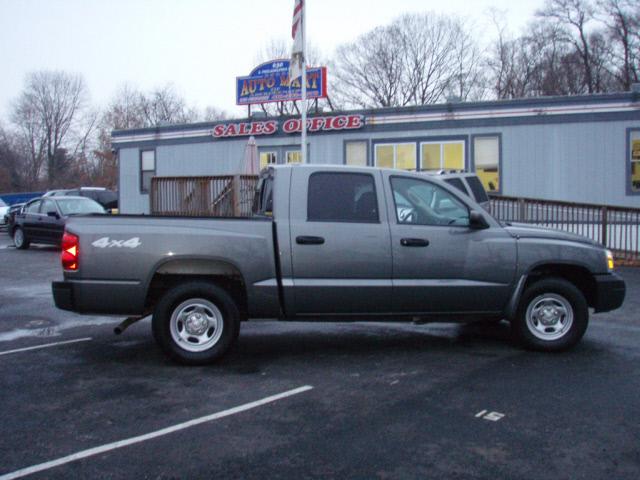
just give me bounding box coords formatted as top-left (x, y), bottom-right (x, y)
top-left (593, 273), bottom-right (626, 313)
top-left (52, 279), bottom-right (145, 315)
top-left (52, 281), bottom-right (75, 311)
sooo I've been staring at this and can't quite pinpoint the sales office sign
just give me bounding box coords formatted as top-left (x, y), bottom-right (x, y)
top-left (212, 114), bottom-right (364, 138)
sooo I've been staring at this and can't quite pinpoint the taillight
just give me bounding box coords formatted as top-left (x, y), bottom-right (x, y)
top-left (62, 232), bottom-right (79, 271)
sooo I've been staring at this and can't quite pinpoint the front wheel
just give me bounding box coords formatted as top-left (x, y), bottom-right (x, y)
top-left (13, 227), bottom-right (30, 250)
top-left (512, 277), bottom-right (588, 352)
top-left (152, 282), bottom-right (240, 365)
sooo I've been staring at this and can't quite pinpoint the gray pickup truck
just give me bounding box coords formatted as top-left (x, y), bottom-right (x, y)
top-left (53, 165), bottom-right (625, 364)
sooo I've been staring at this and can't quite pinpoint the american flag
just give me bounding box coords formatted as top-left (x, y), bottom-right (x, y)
top-left (290, 0), bottom-right (304, 80)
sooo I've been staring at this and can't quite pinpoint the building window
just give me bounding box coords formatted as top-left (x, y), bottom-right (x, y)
top-left (140, 150), bottom-right (155, 194)
top-left (260, 151), bottom-right (277, 170)
top-left (345, 141), bottom-right (367, 166)
top-left (374, 143), bottom-right (416, 170)
top-left (631, 130), bottom-right (640, 193)
top-left (307, 172), bottom-right (379, 223)
top-left (286, 150), bottom-right (302, 164)
top-left (420, 141), bottom-right (464, 171)
top-left (473, 136), bottom-right (500, 192)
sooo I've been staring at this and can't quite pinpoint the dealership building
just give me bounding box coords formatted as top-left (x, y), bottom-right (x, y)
top-left (112, 91), bottom-right (640, 214)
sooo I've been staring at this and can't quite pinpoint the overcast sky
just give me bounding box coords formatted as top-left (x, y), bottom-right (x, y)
top-left (0, 0), bottom-right (545, 121)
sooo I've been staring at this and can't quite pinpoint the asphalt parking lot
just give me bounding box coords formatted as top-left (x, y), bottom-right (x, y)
top-left (0, 231), bottom-right (639, 480)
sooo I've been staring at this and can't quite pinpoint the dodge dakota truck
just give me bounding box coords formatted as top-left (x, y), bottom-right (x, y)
top-left (52, 165), bottom-right (626, 365)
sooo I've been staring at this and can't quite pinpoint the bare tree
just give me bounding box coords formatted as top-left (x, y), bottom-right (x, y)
top-left (11, 71), bottom-right (92, 187)
top-left (138, 84), bottom-right (199, 126)
top-left (598, 0), bottom-right (640, 89)
top-left (331, 13), bottom-right (484, 108)
top-left (537, 0), bottom-right (601, 92)
top-left (0, 123), bottom-right (26, 191)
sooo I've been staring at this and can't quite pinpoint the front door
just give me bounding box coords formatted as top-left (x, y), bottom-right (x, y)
top-left (384, 173), bottom-right (517, 314)
top-left (289, 168), bottom-right (392, 315)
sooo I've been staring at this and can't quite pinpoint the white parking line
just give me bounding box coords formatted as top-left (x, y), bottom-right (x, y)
top-left (0, 338), bottom-right (92, 356)
top-left (0, 385), bottom-right (314, 480)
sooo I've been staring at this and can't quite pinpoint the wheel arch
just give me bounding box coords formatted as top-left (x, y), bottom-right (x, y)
top-left (144, 257), bottom-right (248, 318)
top-left (506, 263), bottom-right (597, 319)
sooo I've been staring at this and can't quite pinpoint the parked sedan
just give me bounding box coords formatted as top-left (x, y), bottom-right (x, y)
top-left (0, 198), bottom-right (8, 227)
top-left (12, 196), bottom-right (105, 249)
top-left (4, 202), bottom-right (25, 231)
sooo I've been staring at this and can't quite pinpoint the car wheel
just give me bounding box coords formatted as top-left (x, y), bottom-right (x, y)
top-left (512, 277), bottom-right (588, 352)
top-left (152, 282), bottom-right (240, 365)
top-left (13, 227), bottom-right (30, 250)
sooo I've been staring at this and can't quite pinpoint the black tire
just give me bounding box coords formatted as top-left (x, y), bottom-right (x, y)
top-left (152, 282), bottom-right (240, 365)
top-left (13, 227), bottom-right (30, 250)
top-left (512, 277), bottom-right (588, 352)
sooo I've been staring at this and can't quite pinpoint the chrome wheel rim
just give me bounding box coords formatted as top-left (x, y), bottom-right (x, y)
top-left (170, 298), bottom-right (223, 353)
top-left (525, 293), bottom-right (573, 341)
top-left (14, 229), bottom-right (23, 247)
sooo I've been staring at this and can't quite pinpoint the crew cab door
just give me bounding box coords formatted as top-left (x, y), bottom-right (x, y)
top-left (288, 168), bottom-right (392, 315)
top-left (384, 172), bottom-right (517, 314)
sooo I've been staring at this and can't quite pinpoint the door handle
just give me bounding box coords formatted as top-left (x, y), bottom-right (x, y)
top-left (296, 236), bottom-right (325, 245)
top-left (400, 238), bottom-right (429, 247)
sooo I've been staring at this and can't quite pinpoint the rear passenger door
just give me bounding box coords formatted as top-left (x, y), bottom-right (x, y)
top-left (289, 168), bottom-right (392, 315)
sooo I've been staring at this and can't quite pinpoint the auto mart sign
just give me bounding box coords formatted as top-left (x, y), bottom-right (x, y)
top-left (212, 114), bottom-right (364, 138)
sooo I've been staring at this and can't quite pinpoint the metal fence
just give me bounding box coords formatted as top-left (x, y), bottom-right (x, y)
top-left (150, 175), bottom-right (259, 217)
top-left (490, 195), bottom-right (640, 266)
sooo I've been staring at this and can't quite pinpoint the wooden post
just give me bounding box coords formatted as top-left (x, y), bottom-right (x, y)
top-left (601, 206), bottom-right (608, 247)
top-left (232, 175), bottom-right (241, 217)
top-left (518, 198), bottom-right (526, 222)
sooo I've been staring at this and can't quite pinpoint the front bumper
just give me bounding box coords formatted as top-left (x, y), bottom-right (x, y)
top-left (593, 273), bottom-right (626, 313)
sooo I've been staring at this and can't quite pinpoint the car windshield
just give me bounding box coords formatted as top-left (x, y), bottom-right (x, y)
top-left (56, 198), bottom-right (105, 216)
top-left (0, 198), bottom-right (6, 207)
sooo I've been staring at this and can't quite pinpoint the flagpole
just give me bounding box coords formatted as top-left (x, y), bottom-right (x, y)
top-left (300, 1), bottom-right (307, 164)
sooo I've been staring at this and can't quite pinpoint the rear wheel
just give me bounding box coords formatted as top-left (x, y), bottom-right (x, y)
top-left (152, 282), bottom-right (240, 365)
top-left (512, 277), bottom-right (588, 352)
top-left (13, 227), bottom-right (30, 250)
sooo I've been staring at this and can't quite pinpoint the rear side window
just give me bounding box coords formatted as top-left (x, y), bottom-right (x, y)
top-left (465, 176), bottom-right (489, 203)
top-left (443, 177), bottom-right (468, 195)
top-left (308, 172), bottom-right (379, 223)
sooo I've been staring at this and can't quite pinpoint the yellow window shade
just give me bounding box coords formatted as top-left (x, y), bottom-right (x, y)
top-left (396, 144), bottom-right (416, 170)
top-left (443, 143), bottom-right (464, 170)
top-left (421, 144), bottom-right (441, 170)
top-left (376, 145), bottom-right (394, 168)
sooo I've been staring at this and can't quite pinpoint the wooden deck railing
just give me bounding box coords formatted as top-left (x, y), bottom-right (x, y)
top-left (150, 175), bottom-right (259, 217)
top-left (490, 195), bottom-right (640, 266)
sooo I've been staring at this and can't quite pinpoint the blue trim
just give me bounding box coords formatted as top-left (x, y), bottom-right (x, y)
top-left (112, 91), bottom-right (639, 138)
top-left (342, 138), bottom-right (370, 166)
top-left (470, 133), bottom-right (503, 194)
top-left (627, 128), bottom-right (640, 196)
top-left (111, 110), bottom-right (640, 150)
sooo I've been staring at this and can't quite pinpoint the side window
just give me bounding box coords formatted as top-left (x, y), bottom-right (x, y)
top-left (140, 150), bottom-right (156, 194)
top-left (41, 200), bottom-right (58, 215)
top-left (26, 201), bottom-right (41, 214)
top-left (630, 130), bottom-right (640, 193)
top-left (390, 177), bottom-right (469, 227)
top-left (308, 172), bottom-right (379, 223)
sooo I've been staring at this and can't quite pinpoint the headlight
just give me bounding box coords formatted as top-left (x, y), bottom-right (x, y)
top-left (605, 250), bottom-right (614, 271)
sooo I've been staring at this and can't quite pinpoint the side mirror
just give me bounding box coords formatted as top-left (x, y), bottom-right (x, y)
top-left (47, 211), bottom-right (60, 219)
top-left (469, 210), bottom-right (489, 229)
